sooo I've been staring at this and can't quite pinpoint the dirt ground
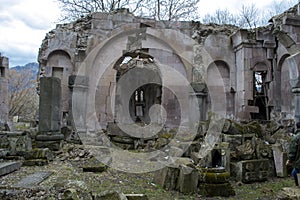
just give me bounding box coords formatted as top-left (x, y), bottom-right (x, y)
top-left (0, 144), bottom-right (295, 200)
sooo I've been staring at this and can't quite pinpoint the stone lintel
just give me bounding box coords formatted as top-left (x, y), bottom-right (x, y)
top-left (283, 15), bottom-right (300, 26)
top-left (263, 41), bottom-right (276, 48)
top-left (244, 105), bottom-right (259, 113)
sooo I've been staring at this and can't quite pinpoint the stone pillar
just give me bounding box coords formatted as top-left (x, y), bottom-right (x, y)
top-left (36, 77), bottom-right (64, 150)
top-left (292, 86), bottom-right (300, 123)
top-left (69, 75), bottom-right (89, 132)
top-left (0, 54), bottom-right (9, 126)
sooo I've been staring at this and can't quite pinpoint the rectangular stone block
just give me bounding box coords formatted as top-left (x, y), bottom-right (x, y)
top-left (38, 77), bottom-right (62, 133)
top-left (153, 166), bottom-right (179, 191)
top-left (176, 165), bottom-right (198, 194)
top-left (0, 162), bottom-right (21, 176)
top-left (233, 159), bottom-right (269, 183)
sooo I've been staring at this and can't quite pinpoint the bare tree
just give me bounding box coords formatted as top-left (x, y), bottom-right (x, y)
top-left (8, 69), bottom-right (38, 122)
top-left (57, 0), bottom-right (200, 21)
top-left (200, 0), bottom-right (298, 28)
top-left (239, 4), bottom-right (259, 28)
top-left (202, 9), bottom-right (239, 25)
top-left (261, 0), bottom-right (299, 24)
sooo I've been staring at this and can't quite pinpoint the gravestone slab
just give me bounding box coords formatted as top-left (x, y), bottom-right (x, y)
top-left (0, 161), bottom-right (21, 176)
top-left (38, 77), bottom-right (61, 133)
top-left (272, 144), bottom-right (288, 177)
top-left (13, 171), bottom-right (53, 188)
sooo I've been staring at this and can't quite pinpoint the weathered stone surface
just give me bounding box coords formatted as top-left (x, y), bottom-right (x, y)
top-left (24, 148), bottom-right (54, 161)
top-left (81, 157), bottom-right (108, 173)
top-left (13, 171), bottom-right (53, 188)
top-left (125, 194), bottom-right (148, 200)
top-left (36, 140), bottom-right (63, 151)
top-left (22, 159), bottom-right (48, 166)
top-left (232, 159), bottom-right (269, 183)
top-left (198, 183), bottom-right (235, 197)
top-left (272, 144), bottom-right (288, 177)
top-left (198, 169), bottom-right (230, 184)
top-left (277, 187), bottom-right (300, 200)
top-left (0, 54), bottom-right (9, 126)
top-left (38, 77), bottom-right (62, 133)
top-left (93, 190), bottom-right (127, 200)
top-left (0, 161), bottom-right (21, 176)
top-left (176, 165), bottom-right (198, 194)
top-left (153, 166), bottom-right (179, 190)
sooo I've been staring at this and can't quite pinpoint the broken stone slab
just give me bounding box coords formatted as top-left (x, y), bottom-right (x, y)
top-left (93, 190), bottom-right (128, 200)
top-left (176, 164), bottom-right (198, 194)
top-left (81, 157), bottom-right (108, 173)
top-left (13, 171), bottom-right (53, 188)
top-left (0, 161), bottom-right (21, 176)
top-left (125, 194), bottom-right (148, 200)
top-left (277, 187), bottom-right (300, 200)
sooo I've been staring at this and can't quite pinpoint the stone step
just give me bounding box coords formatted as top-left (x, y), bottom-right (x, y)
top-left (13, 171), bottom-right (53, 188)
top-left (0, 161), bottom-right (21, 176)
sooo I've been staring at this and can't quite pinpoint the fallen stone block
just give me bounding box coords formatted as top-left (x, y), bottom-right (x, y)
top-left (13, 171), bottom-right (53, 188)
top-left (125, 194), bottom-right (148, 200)
top-left (277, 187), bottom-right (300, 200)
top-left (93, 190), bottom-right (128, 200)
top-left (0, 161), bottom-right (21, 176)
top-left (81, 158), bottom-right (108, 173)
top-left (231, 159), bottom-right (269, 183)
top-left (153, 166), bottom-right (179, 190)
top-left (176, 164), bottom-right (198, 194)
top-left (24, 148), bottom-right (54, 161)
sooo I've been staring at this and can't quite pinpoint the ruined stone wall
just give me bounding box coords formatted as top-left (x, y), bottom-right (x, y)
top-left (37, 4), bottom-right (300, 131)
top-left (0, 54), bottom-right (9, 125)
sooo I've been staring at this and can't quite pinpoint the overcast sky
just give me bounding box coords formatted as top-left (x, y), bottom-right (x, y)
top-left (0, 0), bottom-right (298, 67)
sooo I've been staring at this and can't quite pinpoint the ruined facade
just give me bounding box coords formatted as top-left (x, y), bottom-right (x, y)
top-left (0, 53), bottom-right (9, 126)
top-left (38, 5), bottom-right (300, 133)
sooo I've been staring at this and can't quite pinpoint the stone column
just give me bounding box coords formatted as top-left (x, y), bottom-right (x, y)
top-left (36, 77), bottom-right (64, 150)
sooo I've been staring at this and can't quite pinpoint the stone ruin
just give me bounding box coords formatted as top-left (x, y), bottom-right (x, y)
top-left (0, 53), bottom-right (9, 130)
top-left (1, 3), bottom-right (300, 199)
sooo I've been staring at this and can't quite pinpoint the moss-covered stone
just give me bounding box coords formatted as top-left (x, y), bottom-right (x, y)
top-left (199, 171), bottom-right (230, 184)
top-left (198, 182), bottom-right (235, 197)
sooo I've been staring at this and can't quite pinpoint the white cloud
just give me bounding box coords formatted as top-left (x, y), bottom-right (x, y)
top-left (0, 0), bottom-right (60, 67)
top-left (0, 0), bottom-right (298, 67)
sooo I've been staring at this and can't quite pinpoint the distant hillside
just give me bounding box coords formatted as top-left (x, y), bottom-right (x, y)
top-left (11, 62), bottom-right (39, 75)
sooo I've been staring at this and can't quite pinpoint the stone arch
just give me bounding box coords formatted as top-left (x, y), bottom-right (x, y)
top-left (46, 50), bottom-right (73, 113)
top-left (276, 32), bottom-right (300, 122)
top-left (206, 60), bottom-right (232, 116)
top-left (276, 54), bottom-right (294, 116)
top-left (75, 28), bottom-right (199, 130)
